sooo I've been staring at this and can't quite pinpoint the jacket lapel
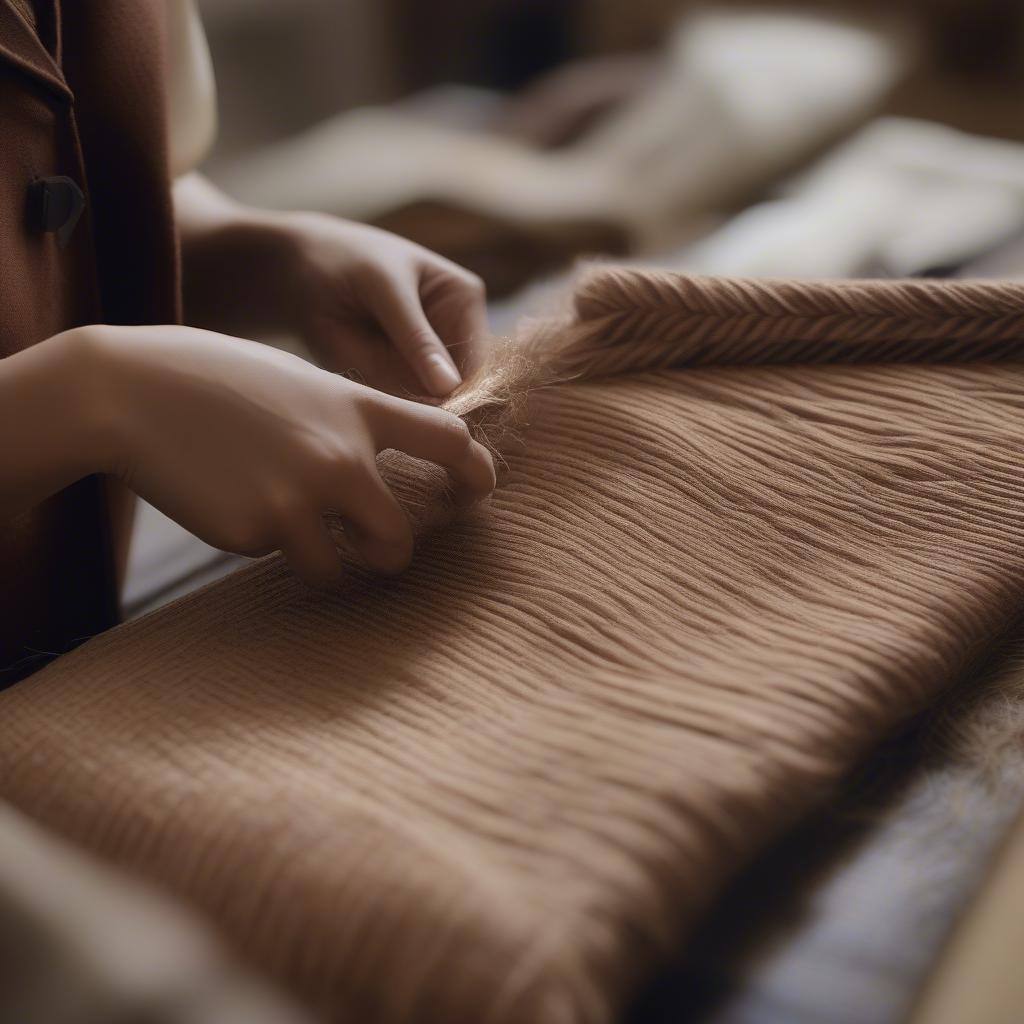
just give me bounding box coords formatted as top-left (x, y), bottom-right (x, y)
top-left (0, 0), bottom-right (71, 101)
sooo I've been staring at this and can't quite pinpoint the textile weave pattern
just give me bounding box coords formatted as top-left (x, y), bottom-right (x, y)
top-left (3, 271), bottom-right (1024, 1023)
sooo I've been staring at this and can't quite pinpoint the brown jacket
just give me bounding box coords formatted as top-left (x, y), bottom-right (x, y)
top-left (0, 0), bottom-right (179, 684)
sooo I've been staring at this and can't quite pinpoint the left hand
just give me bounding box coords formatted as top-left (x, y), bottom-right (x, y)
top-left (274, 214), bottom-right (490, 398)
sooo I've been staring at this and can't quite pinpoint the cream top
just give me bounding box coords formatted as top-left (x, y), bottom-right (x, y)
top-left (165, 0), bottom-right (217, 177)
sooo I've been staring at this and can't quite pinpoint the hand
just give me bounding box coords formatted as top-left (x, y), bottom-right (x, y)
top-left (277, 214), bottom-right (490, 398)
top-left (174, 177), bottom-right (491, 401)
top-left (80, 324), bottom-right (495, 586)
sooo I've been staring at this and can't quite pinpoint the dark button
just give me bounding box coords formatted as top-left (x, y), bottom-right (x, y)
top-left (29, 175), bottom-right (85, 248)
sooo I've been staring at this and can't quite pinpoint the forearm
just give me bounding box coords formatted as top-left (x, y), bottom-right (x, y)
top-left (0, 330), bottom-right (109, 520)
top-left (174, 173), bottom-right (301, 337)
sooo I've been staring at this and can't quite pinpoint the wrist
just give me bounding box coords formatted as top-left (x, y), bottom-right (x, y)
top-left (53, 325), bottom-right (128, 478)
top-left (0, 327), bottom-right (122, 519)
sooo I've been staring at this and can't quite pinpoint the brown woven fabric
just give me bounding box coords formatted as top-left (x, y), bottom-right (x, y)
top-left (4, 270), bottom-right (1024, 1023)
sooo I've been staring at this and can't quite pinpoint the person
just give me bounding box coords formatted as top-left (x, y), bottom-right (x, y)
top-left (0, 0), bottom-right (496, 683)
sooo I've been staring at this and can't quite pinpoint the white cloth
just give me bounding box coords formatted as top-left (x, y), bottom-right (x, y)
top-left (681, 118), bottom-right (1024, 279)
top-left (216, 11), bottom-right (904, 251)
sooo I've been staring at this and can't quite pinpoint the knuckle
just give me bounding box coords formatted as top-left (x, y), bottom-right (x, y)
top-left (316, 437), bottom-right (359, 472)
top-left (461, 271), bottom-right (486, 298)
top-left (436, 412), bottom-right (472, 451)
top-left (327, 436), bottom-right (375, 476)
top-left (311, 431), bottom-right (375, 481)
top-left (406, 327), bottom-right (440, 356)
top-left (264, 484), bottom-right (307, 527)
top-left (223, 515), bottom-right (270, 556)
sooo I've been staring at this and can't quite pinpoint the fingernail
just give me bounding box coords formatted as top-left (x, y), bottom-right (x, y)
top-left (425, 352), bottom-right (461, 396)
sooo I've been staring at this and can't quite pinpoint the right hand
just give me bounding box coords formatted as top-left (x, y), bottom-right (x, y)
top-left (76, 324), bottom-right (496, 586)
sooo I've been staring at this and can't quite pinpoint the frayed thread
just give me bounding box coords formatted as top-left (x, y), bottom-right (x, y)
top-left (333, 266), bottom-right (1024, 553)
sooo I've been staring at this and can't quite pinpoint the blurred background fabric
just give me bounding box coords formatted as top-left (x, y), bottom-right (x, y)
top-left (195, 0), bottom-right (1024, 161)
top-left (0, 803), bottom-right (309, 1024)
top-left (109, 2), bottom-right (1024, 1022)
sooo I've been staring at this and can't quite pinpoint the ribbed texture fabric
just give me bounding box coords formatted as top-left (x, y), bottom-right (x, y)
top-left (560, 269), bottom-right (1024, 375)
top-left (4, 270), bottom-right (1024, 1022)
